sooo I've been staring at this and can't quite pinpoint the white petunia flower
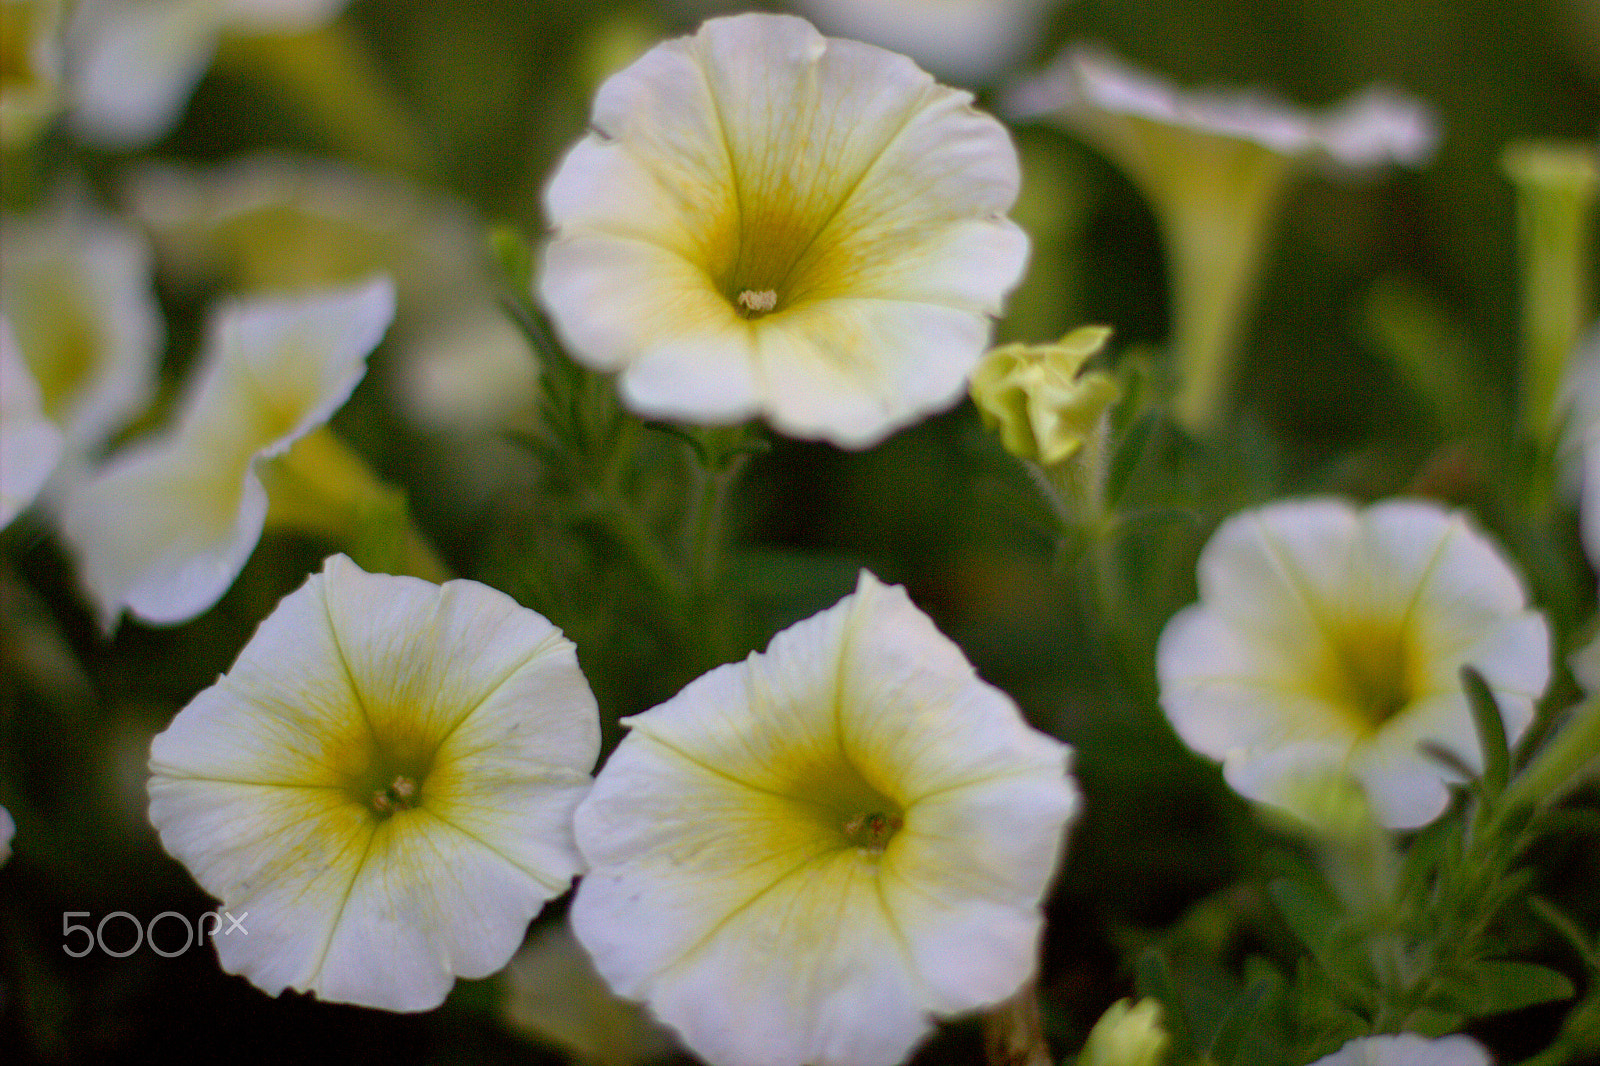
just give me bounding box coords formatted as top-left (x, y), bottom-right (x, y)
top-left (68, 0), bottom-right (353, 146)
top-left (123, 154), bottom-right (485, 300)
top-left (572, 571), bottom-right (1078, 1066)
top-left (539, 13), bottom-right (1029, 450)
top-left (1006, 46), bottom-right (1437, 433)
top-left (0, 0), bottom-right (66, 145)
top-left (0, 200), bottom-right (163, 462)
top-left (792, 0), bottom-right (1055, 85)
top-left (0, 316), bottom-right (62, 528)
top-left (1157, 498), bottom-right (1550, 829)
top-left (61, 277), bottom-right (394, 627)
top-left (148, 553), bottom-right (599, 1011)
top-left (1309, 1033), bottom-right (1492, 1066)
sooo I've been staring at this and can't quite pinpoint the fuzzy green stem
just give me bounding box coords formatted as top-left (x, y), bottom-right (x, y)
top-left (1499, 692), bottom-right (1600, 816)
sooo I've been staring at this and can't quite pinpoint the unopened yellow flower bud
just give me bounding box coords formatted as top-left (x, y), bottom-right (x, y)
top-left (970, 326), bottom-right (1119, 465)
top-left (1079, 997), bottom-right (1168, 1066)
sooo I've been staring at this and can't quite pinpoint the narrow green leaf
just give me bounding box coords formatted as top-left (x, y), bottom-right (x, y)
top-left (1529, 897), bottom-right (1600, 973)
top-left (1418, 740), bottom-right (1477, 783)
top-left (1207, 974), bottom-right (1280, 1065)
top-left (1462, 665), bottom-right (1511, 799)
top-left (1269, 879), bottom-right (1342, 963)
top-left (1361, 277), bottom-right (1503, 438)
top-left (1134, 949), bottom-right (1199, 1059)
top-left (1440, 960), bottom-right (1575, 1016)
top-left (1105, 408), bottom-right (1159, 507)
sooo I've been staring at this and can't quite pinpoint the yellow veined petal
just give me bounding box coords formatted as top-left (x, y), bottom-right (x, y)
top-left (541, 13), bottom-right (1028, 448)
top-left (573, 569), bottom-right (1076, 1066)
top-left (149, 555), bottom-right (599, 1011)
top-left (1158, 496), bottom-right (1550, 829)
top-left (177, 277), bottom-right (394, 457)
top-left (59, 280), bottom-right (393, 627)
top-left (61, 435), bottom-right (264, 627)
top-left (0, 317), bottom-right (62, 527)
top-left (0, 202), bottom-right (162, 455)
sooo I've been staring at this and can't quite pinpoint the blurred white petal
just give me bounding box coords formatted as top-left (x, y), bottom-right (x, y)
top-left (0, 316), bottom-right (62, 528)
top-left (62, 278), bottom-right (394, 627)
top-left (0, 200), bottom-right (162, 459)
top-left (1158, 497), bottom-right (1550, 829)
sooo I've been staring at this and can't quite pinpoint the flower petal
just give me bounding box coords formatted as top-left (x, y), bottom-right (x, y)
top-left (573, 570), bottom-right (1076, 1066)
top-left (0, 202), bottom-right (162, 456)
top-left (149, 555), bottom-right (598, 1011)
top-left (69, 0), bottom-right (221, 146)
top-left (540, 13), bottom-right (1027, 447)
top-left (178, 277), bottom-right (395, 457)
top-left (0, 317), bottom-right (62, 528)
top-left (1157, 496), bottom-right (1550, 829)
top-left (62, 437), bottom-right (265, 626)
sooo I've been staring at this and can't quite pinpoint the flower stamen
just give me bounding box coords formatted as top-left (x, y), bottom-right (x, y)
top-left (736, 289), bottom-right (779, 317)
top-left (842, 810), bottom-right (902, 851)
top-left (371, 774), bottom-right (419, 815)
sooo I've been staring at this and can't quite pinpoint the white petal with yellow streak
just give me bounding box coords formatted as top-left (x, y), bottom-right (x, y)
top-left (540, 13), bottom-right (1027, 449)
top-left (149, 555), bottom-right (598, 1011)
top-left (573, 570), bottom-right (1076, 1066)
top-left (0, 317), bottom-right (61, 528)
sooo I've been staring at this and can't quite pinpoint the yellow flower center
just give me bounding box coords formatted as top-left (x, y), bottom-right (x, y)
top-left (777, 752), bottom-right (905, 855)
top-left (841, 810), bottom-right (903, 851)
top-left (700, 148), bottom-right (889, 322)
top-left (1317, 620), bottom-right (1420, 733)
top-left (329, 722), bottom-right (438, 821)
top-left (370, 775), bottom-right (419, 815)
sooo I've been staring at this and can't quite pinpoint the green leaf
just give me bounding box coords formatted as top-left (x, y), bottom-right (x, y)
top-left (1269, 879), bottom-right (1343, 964)
top-left (1106, 408), bottom-right (1159, 507)
top-left (1439, 960), bottom-right (1575, 1016)
top-left (1207, 974), bottom-right (1280, 1066)
top-left (1462, 665), bottom-right (1510, 799)
top-left (1361, 277), bottom-right (1503, 438)
top-left (1529, 897), bottom-right (1600, 973)
top-left (1134, 950), bottom-right (1199, 1060)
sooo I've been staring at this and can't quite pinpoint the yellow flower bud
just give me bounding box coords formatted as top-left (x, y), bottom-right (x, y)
top-left (1079, 997), bottom-right (1169, 1066)
top-left (970, 326), bottom-right (1119, 465)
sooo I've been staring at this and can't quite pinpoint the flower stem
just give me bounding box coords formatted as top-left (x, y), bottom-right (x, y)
top-left (263, 427), bottom-right (450, 582)
top-left (981, 979), bottom-right (1054, 1066)
top-left (216, 23), bottom-right (434, 180)
top-left (1503, 140), bottom-right (1599, 451)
